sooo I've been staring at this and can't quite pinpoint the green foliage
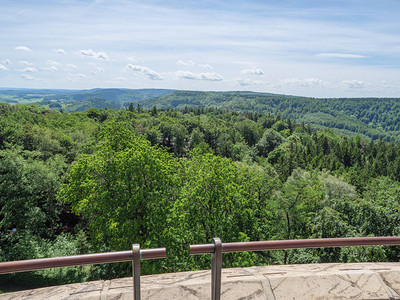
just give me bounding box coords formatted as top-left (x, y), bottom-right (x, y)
top-left (59, 122), bottom-right (179, 254)
top-left (3, 101), bottom-right (400, 290)
top-left (273, 169), bottom-right (324, 241)
top-left (358, 177), bottom-right (400, 237)
top-left (175, 149), bottom-right (244, 243)
top-left (0, 232), bottom-right (92, 287)
top-left (0, 88), bottom-right (175, 111)
top-left (140, 90), bottom-right (400, 142)
top-left (256, 129), bottom-right (286, 157)
top-left (0, 148), bottom-right (65, 237)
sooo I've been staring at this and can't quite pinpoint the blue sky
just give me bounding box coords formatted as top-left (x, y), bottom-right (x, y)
top-left (1, 0), bottom-right (400, 97)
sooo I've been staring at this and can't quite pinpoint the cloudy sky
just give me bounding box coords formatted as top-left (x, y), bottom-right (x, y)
top-left (1, 0), bottom-right (400, 97)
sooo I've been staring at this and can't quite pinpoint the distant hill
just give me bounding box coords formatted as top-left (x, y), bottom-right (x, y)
top-left (0, 88), bottom-right (175, 109)
top-left (42, 88), bottom-right (175, 104)
top-left (2, 88), bottom-right (400, 141)
top-left (39, 97), bottom-right (121, 112)
top-left (139, 90), bottom-right (400, 142)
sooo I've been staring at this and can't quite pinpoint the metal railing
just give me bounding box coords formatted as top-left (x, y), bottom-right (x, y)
top-left (0, 244), bottom-right (166, 300)
top-left (2, 237), bottom-right (400, 300)
top-left (190, 236), bottom-right (400, 300)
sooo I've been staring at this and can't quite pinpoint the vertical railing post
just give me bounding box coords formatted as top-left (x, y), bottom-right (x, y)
top-left (132, 244), bottom-right (141, 300)
top-left (211, 238), bottom-right (222, 300)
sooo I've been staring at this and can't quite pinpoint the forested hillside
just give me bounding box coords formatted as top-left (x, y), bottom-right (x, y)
top-left (3, 89), bottom-right (400, 142)
top-left (0, 88), bottom-right (175, 112)
top-left (1, 103), bottom-right (400, 291)
top-left (140, 91), bottom-right (400, 142)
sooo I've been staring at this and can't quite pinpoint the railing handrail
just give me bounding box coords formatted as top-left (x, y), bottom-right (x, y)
top-left (0, 245), bottom-right (166, 300)
top-left (0, 247), bottom-right (166, 274)
top-left (190, 236), bottom-right (400, 255)
top-left (190, 236), bottom-right (400, 300)
top-left (3, 237), bottom-right (400, 300)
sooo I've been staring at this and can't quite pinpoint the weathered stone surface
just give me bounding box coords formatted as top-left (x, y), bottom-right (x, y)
top-left (0, 280), bottom-right (104, 300)
top-left (2, 263), bottom-right (400, 299)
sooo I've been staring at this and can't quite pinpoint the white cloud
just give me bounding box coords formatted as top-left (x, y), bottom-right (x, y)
top-left (80, 49), bottom-right (109, 60)
top-left (0, 64), bottom-right (8, 71)
top-left (23, 67), bottom-right (38, 72)
top-left (43, 66), bottom-right (58, 72)
top-left (241, 68), bottom-right (264, 75)
top-left (178, 60), bottom-right (213, 70)
top-left (380, 80), bottom-right (399, 89)
top-left (78, 74), bottom-right (87, 79)
top-left (15, 46), bottom-right (31, 52)
top-left (176, 70), bottom-right (223, 81)
top-left (19, 60), bottom-right (34, 66)
top-left (281, 78), bottom-right (326, 87)
top-left (317, 53), bottom-right (366, 59)
top-left (342, 80), bottom-right (366, 89)
top-left (55, 49), bottom-right (66, 54)
top-left (47, 59), bottom-right (62, 66)
top-left (21, 74), bottom-right (36, 80)
top-left (127, 64), bottom-right (162, 80)
top-left (67, 64), bottom-right (77, 69)
top-left (198, 63), bottom-right (213, 70)
top-left (90, 66), bottom-right (104, 76)
top-left (236, 78), bottom-right (264, 86)
top-left (2, 59), bottom-right (11, 66)
top-left (177, 59), bottom-right (194, 66)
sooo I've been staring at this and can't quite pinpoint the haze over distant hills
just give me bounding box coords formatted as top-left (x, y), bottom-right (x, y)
top-left (0, 88), bottom-right (175, 111)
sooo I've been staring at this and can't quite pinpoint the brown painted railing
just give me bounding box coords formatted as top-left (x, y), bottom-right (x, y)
top-left (0, 244), bottom-right (166, 300)
top-left (190, 237), bottom-right (400, 300)
top-left (2, 237), bottom-right (400, 300)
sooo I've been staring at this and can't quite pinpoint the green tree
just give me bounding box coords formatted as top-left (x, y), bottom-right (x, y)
top-left (171, 123), bottom-right (187, 157)
top-left (60, 122), bottom-right (179, 268)
top-left (188, 127), bottom-right (204, 150)
top-left (272, 169), bottom-right (324, 263)
top-left (256, 129), bottom-right (286, 157)
top-left (235, 162), bottom-right (281, 242)
top-left (358, 177), bottom-right (400, 237)
top-left (174, 149), bottom-right (244, 243)
top-left (235, 120), bottom-right (261, 146)
top-left (0, 149), bottom-right (65, 238)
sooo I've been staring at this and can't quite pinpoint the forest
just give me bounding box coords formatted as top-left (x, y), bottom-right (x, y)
top-left (141, 91), bottom-right (400, 142)
top-left (2, 88), bottom-right (400, 142)
top-left (1, 102), bottom-right (400, 292)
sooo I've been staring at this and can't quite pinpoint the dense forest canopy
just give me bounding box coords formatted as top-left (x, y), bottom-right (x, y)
top-left (2, 89), bottom-right (400, 141)
top-left (140, 91), bottom-right (400, 142)
top-left (1, 101), bottom-right (400, 291)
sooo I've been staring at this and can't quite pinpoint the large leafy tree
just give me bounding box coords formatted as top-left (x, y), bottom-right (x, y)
top-left (256, 129), bottom-right (285, 157)
top-left (60, 122), bottom-right (179, 252)
top-left (0, 149), bottom-right (65, 238)
top-left (175, 149), bottom-right (245, 244)
top-left (235, 162), bottom-right (281, 242)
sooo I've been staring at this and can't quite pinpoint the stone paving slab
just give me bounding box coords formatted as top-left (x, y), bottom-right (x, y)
top-left (2, 262), bottom-right (400, 299)
top-left (0, 280), bottom-right (104, 300)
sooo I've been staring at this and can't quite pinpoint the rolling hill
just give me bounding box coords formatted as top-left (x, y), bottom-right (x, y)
top-left (139, 90), bottom-right (400, 141)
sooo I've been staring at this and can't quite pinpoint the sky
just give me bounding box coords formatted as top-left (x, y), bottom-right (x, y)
top-left (1, 0), bottom-right (400, 97)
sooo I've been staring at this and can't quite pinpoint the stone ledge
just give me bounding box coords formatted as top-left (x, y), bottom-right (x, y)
top-left (2, 262), bottom-right (400, 299)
